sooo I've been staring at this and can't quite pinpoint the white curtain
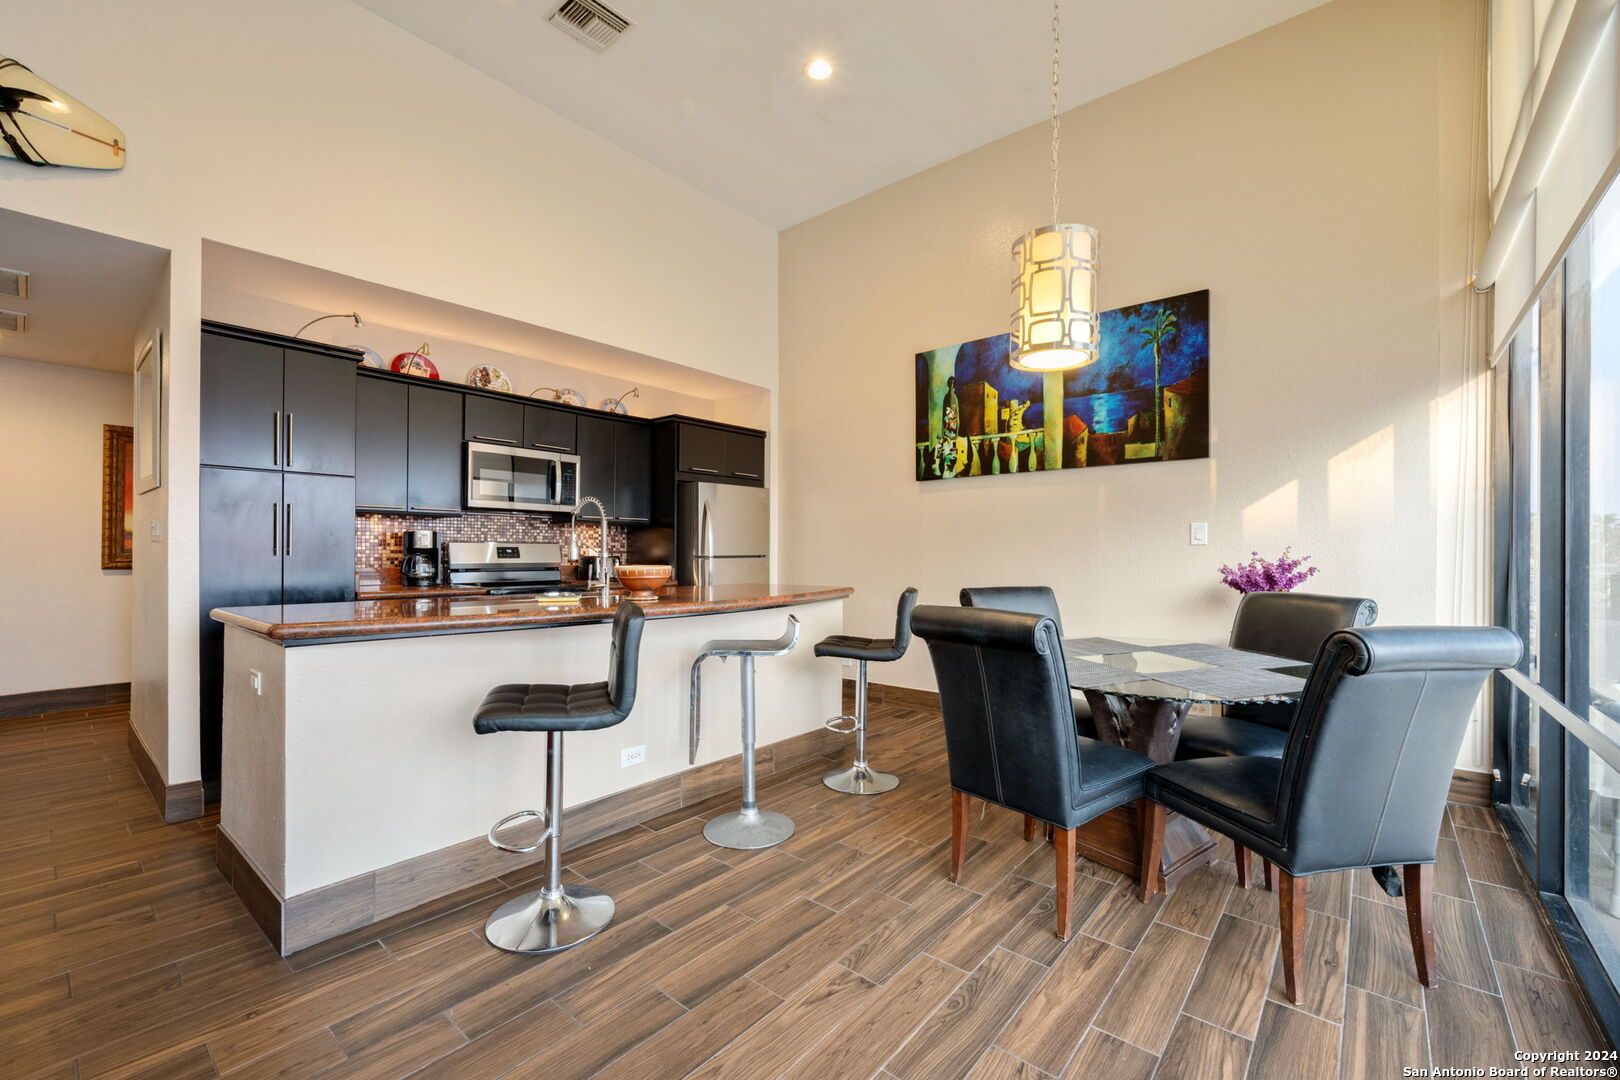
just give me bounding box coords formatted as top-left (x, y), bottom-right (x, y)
top-left (1480, 0), bottom-right (1620, 358)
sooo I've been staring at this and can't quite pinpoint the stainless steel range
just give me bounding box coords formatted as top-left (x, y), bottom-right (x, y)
top-left (446, 542), bottom-right (585, 596)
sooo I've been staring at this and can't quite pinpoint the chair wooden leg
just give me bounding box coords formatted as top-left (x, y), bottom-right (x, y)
top-left (1054, 826), bottom-right (1078, 940)
top-left (1138, 799), bottom-right (1166, 902)
top-left (950, 790), bottom-right (969, 884)
top-left (1234, 841), bottom-right (1251, 889)
top-left (1023, 815), bottom-right (1038, 842)
top-left (1045, 823), bottom-right (1054, 843)
top-left (1403, 863), bottom-right (1437, 987)
top-left (1278, 870), bottom-right (1308, 1004)
top-left (1263, 858), bottom-right (1278, 892)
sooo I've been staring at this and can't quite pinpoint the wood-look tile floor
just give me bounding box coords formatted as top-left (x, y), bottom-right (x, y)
top-left (0, 701), bottom-right (1610, 1079)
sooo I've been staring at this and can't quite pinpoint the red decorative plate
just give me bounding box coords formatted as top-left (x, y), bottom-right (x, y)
top-left (391, 343), bottom-right (439, 379)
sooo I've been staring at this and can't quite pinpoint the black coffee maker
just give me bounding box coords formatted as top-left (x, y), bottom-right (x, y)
top-left (401, 530), bottom-right (442, 586)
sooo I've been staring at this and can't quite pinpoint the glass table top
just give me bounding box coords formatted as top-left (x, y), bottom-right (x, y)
top-left (1062, 635), bottom-right (1309, 705)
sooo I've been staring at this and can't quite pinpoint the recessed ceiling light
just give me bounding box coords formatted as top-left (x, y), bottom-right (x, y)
top-left (805, 58), bottom-right (832, 81)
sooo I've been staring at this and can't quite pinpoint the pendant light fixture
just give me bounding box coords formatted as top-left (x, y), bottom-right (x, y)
top-left (1009, 0), bottom-right (1099, 372)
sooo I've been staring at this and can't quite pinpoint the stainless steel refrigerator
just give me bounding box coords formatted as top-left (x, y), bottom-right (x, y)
top-left (677, 482), bottom-right (770, 586)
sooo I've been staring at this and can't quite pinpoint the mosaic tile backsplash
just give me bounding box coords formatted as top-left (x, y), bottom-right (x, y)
top-left (356, 511), bottom-right (628, 573)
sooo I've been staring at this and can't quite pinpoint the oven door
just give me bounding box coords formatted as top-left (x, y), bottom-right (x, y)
top-left (465, 443), bottom-right (575, 511)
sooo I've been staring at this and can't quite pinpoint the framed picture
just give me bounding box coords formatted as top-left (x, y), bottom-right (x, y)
top-left (915, 289), bottom-right (1210, 480)
top-left (134, 331), bottom-right (162, 493)
top-left (101, 424), bottom-right (135, 571)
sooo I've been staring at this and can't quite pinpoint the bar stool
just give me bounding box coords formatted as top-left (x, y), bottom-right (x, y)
top-left (474, 602), bottom-right (645, 954)
top-left (689, 615), bottom-right (800, 850)
top-left (815, 587), bottom-right (917, 795)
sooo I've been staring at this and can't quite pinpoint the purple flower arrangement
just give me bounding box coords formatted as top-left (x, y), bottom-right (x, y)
top-left (1218, 548), bottom-right (1320, 594)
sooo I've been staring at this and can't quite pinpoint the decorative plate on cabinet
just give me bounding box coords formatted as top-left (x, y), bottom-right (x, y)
top-left (351, 345), bottom-right (385, 369)
top-left (391, 343), bottom-right (439, 379)
top-left (466, 365), bottom-right (512, 393)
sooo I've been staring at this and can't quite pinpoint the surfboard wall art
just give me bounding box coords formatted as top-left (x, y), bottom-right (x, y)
top-left (0, 57), bottom-right (125, 170)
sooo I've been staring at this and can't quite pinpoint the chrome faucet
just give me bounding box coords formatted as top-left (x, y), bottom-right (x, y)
top-left (568, 496), bottom-right (610, 588)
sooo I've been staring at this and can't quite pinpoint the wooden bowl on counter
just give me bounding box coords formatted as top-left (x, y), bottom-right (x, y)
top-left (614, 564), bottom-right (674, 599)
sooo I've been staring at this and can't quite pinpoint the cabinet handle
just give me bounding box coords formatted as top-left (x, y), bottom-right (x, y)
top-left (271, 501), bottom-right (279, 556)
top-left (285, 502), bottom-right (293, 557)
top-left (733, 471), bottom-right (761, 479)
top-left (474, 435), bottom-right (518, 445)
top-left (689, 466), bottom-right (720, 474)
top-left (357, 504), bottom-right (407, 512)
top-left (410, 505), bottom-right (461, 513)
top-left (285, 413), bottom-right (295, 467)
top-left (272, 411), bottom-right (281, 466)
top-left (528, 442), bottom-right (571, 452)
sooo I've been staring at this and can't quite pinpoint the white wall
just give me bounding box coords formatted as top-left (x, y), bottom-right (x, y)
top-left (779, 0), bottom-right (1495, 767)
top-left (6, 0), bottom-right (779, 784)
top-left (0, 356), bottom-right (133, 696)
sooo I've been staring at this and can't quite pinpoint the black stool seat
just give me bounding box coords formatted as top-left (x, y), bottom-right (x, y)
top-left (474, 683), bottom-right (623, 733)
top-left (814, 634), bottom-right (904, 663)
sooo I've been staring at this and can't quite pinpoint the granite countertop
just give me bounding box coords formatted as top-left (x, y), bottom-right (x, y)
top-left (212, 584), bottom-right (854, 643)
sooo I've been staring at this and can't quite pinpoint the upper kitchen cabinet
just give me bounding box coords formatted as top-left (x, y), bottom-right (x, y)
top-left (614, 422), bottom-right (652, 522)
top-left (463, 395), bottom-right (524, 447)
top-left (524, 403), bottom-right (577, 453)
top-left (722, 430), bottom-right (765, 481)
top-left (201, 323), bottom-right (357, 476)
top-left (666, 419), bottom-right (766, 484)
top-left (355, 377), bottom-right (409, 511)
top-left (676, 422), bottom-right (726, 476)
top-left (575, 414), bottom-right (619, 518)
top-left (406, 382), bottom-right (465, 515)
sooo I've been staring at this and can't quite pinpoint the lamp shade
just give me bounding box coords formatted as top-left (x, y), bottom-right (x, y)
top-left (1010, 222), bottom-right (1099, 372)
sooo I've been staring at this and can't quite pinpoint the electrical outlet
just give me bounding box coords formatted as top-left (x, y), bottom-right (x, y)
top-left (248, 670), bottom-right (263, 695)
top-left (620, 745), bottom-right (646, 767)
top-left (841, 658), bottom-right (854, 669)
top-left (1189, 522), bottom-right (1208, 546)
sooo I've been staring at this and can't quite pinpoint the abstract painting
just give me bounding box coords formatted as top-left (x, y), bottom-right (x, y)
top-left (915, 289), bottom-right (1209, 480)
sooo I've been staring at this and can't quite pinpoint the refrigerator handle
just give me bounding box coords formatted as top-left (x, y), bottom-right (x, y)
top-left (697, 497), bottom-right (715, 587)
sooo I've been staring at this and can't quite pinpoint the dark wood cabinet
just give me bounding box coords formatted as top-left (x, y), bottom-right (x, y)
top-left (355, 378), bottom-right (409, 511)
top-left (407, 384), bottom-right (465, 515)
top-left (576, 414), bottom-right (619, 518)
top-left (198, 464), bottom-right (353, 789)
top-left (202, 326), bottom-right (356, 476)
top-left (201, 334), bottom-right (283, 470)
top-left (614, 422), bottom-right (652, 522)
top-left (723, 431), bottom-right (765, 481)
top-left (281, 473), bottom-right (357, 604)
top-left (464, 396), bottom-right (523, 447)
top-left (677, 423), bottom-right (726, 476)
top-left (282, 348), bottom-right (357, 476)
top-left (524, 404), bottom-right (577, 453)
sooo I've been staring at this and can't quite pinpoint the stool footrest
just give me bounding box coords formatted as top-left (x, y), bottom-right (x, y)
top-left (824, 714), bottom-right (860, 734)
top-left (489, 808), bottom-right (552, 854)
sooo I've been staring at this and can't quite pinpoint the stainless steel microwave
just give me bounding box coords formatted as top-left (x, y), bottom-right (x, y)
top-left (464, 441), bottom-right (580, 513)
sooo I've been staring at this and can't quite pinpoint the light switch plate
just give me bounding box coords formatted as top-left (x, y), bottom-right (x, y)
top-left (1190, 522), bottom-right (1208, 546)
top-left (148, 520), bottom-right (163, 541)
top-left (248, 670), bottom-right (263, 695)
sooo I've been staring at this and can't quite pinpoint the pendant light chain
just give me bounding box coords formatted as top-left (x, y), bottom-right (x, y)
top-left (1050, 0), bottom-right (1061, 224)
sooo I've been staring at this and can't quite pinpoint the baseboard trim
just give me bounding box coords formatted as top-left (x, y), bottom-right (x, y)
top-left (850, 680), bottom-right (1497, 810)
top-left (127, 725), bottom-right (205, 824)
top-left (1, 681), bottom-right (130, 721)
top-left (222, 720), bottom-right (846, 956)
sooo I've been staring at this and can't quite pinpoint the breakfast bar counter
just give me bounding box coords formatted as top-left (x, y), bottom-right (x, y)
top-left (209, 584), bottom-right (851, 954)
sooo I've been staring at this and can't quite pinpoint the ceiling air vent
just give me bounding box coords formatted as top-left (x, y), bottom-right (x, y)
top-left (0, 267), bottom-right (28, 300)
top-left (549, 0), bottom-right (631, 53)
top-left (0, 309), bottom-right (27, 333)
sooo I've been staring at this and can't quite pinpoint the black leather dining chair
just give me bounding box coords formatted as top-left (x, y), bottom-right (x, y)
top-left (960, 586), bottom-right (1096, 742)
top-left (1139, 625), bottom-right (1522, 1003)
top-left (912, 605), bottom-right (1157, 940)
top-left (1176, 591), bottom-right (1378, 761)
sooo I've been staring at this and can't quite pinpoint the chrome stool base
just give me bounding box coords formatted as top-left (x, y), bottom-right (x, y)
top-left (822, 762), bottom-right (899, 795)
top-left (483, 884), bottom-right (614, 955)
top-left (704, 807), bottom-right (796, 850)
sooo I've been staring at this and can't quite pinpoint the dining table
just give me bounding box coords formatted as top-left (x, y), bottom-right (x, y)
top-left (1061, 634), bottom-right (1310, 893)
